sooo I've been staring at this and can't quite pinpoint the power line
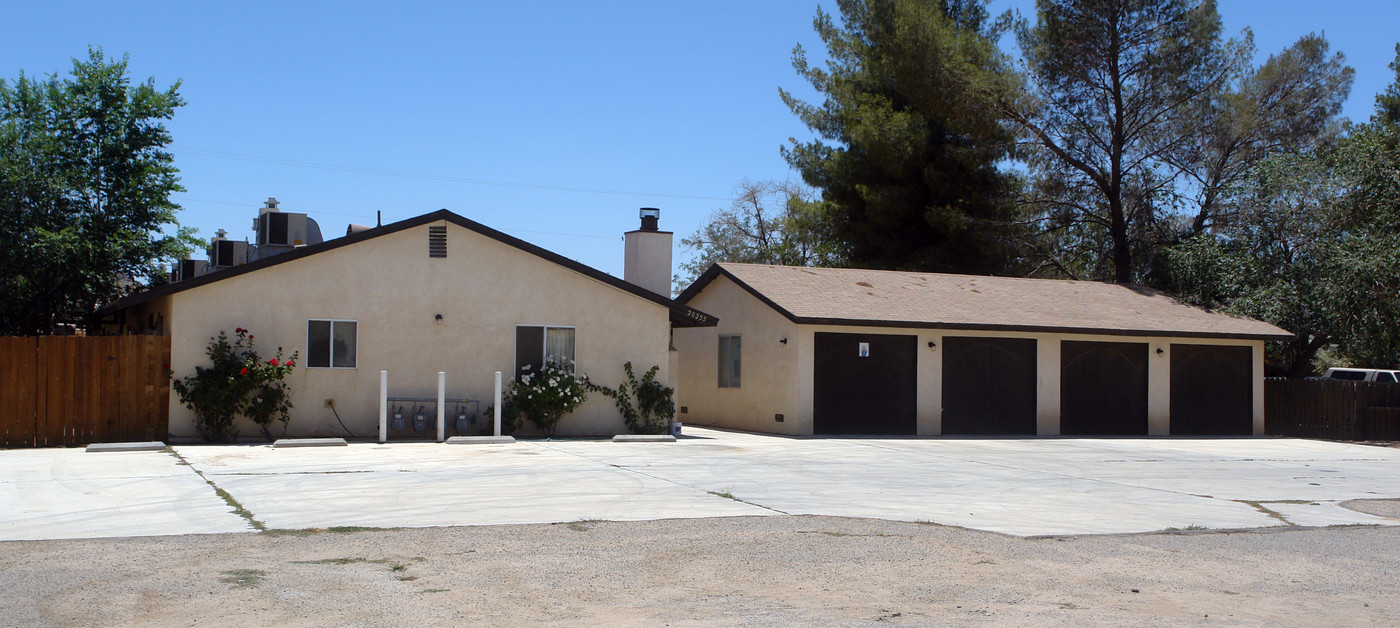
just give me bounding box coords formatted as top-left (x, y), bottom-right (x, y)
top-left (177, 147), bottom-right (735, 202)
top-left (173, 195), bottom-right (621, 241)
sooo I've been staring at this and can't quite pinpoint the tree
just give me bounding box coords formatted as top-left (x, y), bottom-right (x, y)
top-left (676, 179), bottom-right (842, 289)
top-left (1166, 50), bottom-right (1400, 374)
top-left (1166, 33), bottom-right (1352, 237)
top-left (0, 48), bottom-right (195, 335)
top-left (781, 0), bottom-right (1025, 275)
top-left (1007, 0), bottom-right (1351, 283)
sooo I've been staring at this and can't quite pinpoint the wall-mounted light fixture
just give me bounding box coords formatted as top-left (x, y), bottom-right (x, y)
top-left (434, 313), bottom-right (444, 324)
top-left (1156, 347), bottom-right (1165, 356)
top-left (779, 337), bottom-right (788, 345)
top-left (927, 340), bottom-right (937, 350)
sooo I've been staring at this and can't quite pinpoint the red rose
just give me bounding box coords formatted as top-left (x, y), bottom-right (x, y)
top-left (239, 367), bottom-right (249, 375)
top-left (269, 358), bottom-right (278, 366)
top-left (286, 361), bottom-right (294, 368)
top-left (248, 335), bottom-right (254, 340)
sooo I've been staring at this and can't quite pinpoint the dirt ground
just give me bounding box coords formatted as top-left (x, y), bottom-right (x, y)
top-left (1, 514), bottom-right (1397, 627)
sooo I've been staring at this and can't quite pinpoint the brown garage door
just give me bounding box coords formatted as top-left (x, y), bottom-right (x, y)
top-left (813, 332), bottom-right (918, 435)
top-left (942, 337), bottom-right (1037, 435)
top-left (1170, 344), bottom-right (1253, 435)
top-left (1060, 341), bottom-right (1149, 435)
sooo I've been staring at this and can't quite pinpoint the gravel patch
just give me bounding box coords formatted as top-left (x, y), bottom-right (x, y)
top-left (1340, 498), bottom-right (1400, 519)
top-left (1, 516), bottom-right (1397, 626)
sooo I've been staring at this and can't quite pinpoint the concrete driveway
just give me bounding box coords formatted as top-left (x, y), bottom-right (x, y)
top-left (3, 427), bottom-right (1399, 541)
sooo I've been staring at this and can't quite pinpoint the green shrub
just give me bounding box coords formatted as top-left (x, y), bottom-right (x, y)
top-left (594, 362), bottom-right (674, 435)
top-left (171, 328), bottom-right (298, 442)
top-left (508, 357), bottom-right (589, 437)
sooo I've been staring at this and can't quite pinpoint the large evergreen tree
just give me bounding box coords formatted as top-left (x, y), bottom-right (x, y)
top-left (0, 48), bottom-right (194, 334)
top-left (1008, 0), bottom-right (1352, 284)
top-left (781, 0), bottom-right (1024, 275)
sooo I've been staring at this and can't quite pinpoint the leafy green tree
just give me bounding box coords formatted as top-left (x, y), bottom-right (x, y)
top-left (677, 179), bottom-right (842, 289)
top-left (781, 0), bottom-right (1025, 275)
top-left (0, 48), bottom-right (196, 335)
top-left (1166, 51), bottom-right (1400, 374)
top-left (1008, 0), bottom-right (1350, 284)
top-left (1166, 33), bottom-right (1352, 237)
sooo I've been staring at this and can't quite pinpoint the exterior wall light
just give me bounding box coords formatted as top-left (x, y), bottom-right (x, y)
top-left (435, 313), bottom-right (444, 324)
top-left (779, 337), bottom-right (787, 345)
top-left (1156, 347), bottom-right (1165, 356)
top-left (928, 341), bottom-right (937, 350)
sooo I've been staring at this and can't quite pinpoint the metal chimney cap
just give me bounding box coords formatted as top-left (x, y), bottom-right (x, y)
top-left (264, 197), bottom-right (280, 210)
top-left (639, 207), bottom-right (660, 231)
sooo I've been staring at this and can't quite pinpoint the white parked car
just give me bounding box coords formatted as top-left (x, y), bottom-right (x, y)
top-left (1323, 367), bottom-right (1400, 382)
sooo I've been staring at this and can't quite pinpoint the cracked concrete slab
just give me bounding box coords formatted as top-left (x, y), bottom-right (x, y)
top-left (0, 448), bottom-right (253, 541)
top-left (4, 429), bottom-right (1399, 540)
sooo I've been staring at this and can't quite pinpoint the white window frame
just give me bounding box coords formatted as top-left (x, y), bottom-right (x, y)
top-left (515, 324), bottom-right (577, 374)
top-left (307, 318), bottom-right (359, 369)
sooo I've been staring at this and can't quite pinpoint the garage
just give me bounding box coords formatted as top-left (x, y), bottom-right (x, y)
top-left (1060, 341), bottom-right (1149, 435)
top-left (1170, 344), bottom-right (1253, 435)
top-left (676, 264), bottom-right (1290, 437)
top-left (813, 332), bottom-right (917, 435)
top-left (942, 337), bottom-right (1037, 435)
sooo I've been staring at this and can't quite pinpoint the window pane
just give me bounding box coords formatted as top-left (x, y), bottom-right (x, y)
top-left (332, 321), bottom-right (357, 368)
top-left (545, 327), bottom-right (575, 371)
top-left (307, 320), bottom-right (331, 368)
top-left (1380, 372), bottom-right (1395, 382)
top-left (718, 335), bottom-right (741, 388)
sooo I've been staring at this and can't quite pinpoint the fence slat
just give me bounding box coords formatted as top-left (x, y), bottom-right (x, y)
top-left (1, 335), bottom-right (170, 448)
top-left (1267, 378), bottom-right (1400, 441)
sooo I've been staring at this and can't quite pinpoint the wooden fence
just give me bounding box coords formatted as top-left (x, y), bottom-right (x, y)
top-left (0, 336), bottom-right (170, 448)
top-left (1265, 378), bottom-right (1400, 441)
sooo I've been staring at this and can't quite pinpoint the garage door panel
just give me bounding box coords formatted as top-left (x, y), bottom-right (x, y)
top-left (942, 337), bottom-right (1037, 435)
top-left (1060, 341), bottom-right (1149, 435)
top-left (1170, 344), bottom-right (1252, 435)
top-left (813, 332), bottom-right (917, 435)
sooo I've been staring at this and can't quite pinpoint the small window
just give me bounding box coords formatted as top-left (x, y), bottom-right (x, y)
top-left (1379, 372), bottom-right (1396, 383)
top-left (516, 325), bottom-right (576, 378)
top-left (718, 335), bottom-right (741, 388)
top-left (1329, 370), bottom-right (1367, 381)
top-left (308, 319), bottom-right (357, 368)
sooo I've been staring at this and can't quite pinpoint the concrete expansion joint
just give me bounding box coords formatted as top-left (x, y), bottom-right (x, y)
top-left (167, 448), bottom-right (266, 532)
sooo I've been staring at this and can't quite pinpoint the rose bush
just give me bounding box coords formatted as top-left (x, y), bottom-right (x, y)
top-left (171, 328), bottom-right (299, 442)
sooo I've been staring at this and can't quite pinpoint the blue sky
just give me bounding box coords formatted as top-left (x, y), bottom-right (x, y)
top-left (4, 1), bottom-right (1398, 284)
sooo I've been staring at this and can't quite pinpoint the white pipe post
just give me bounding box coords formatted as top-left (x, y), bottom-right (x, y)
top-left (493, 370), bottom-right (503, 436)
top-left (378, 370), bottom-right (388, 443)
top-left (436, 371), bottom-right (446, 442)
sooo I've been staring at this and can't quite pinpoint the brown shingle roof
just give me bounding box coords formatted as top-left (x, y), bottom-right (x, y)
top-left (681, 263), bottom-right (1291, 341)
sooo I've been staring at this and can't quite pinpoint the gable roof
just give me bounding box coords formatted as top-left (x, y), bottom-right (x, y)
top-left (679, 263), bottom-right (1291, 341)
top-left (93, 209), bottom-right (716, 328)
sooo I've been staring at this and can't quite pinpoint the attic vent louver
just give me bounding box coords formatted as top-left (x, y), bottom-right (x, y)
top-left (428, 225), bottom-right (447, 258)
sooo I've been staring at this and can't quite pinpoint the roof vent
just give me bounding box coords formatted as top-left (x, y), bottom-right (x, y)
top-left (428, 225), bottom-right (446, 258)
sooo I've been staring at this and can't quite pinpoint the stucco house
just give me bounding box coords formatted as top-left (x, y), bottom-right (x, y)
top-left (92, 206), bottom-right (714, 439)
top-left (674, 263), bottom-right (1292, 437)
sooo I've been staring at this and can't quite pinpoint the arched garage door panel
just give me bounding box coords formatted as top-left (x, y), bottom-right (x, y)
top-left (813, 332), bottom-right (917, 435)
top-left (942, 337), bottom-right (1037, 435)
top-left (1170, 344), bottom-right (1253, 435)
top-left (1060, 341), bottom-right (1149, 435)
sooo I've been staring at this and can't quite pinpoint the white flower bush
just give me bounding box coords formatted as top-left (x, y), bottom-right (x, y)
top-left (508, 357), bottom-right (590, 437)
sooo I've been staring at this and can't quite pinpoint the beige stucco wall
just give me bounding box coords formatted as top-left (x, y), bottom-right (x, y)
top-left (674, 275), bottom-right (802, 434)
top-left (679, 279), bottom-right (1266, 436)
top-left (162, 220), bottom-right (672, 439)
